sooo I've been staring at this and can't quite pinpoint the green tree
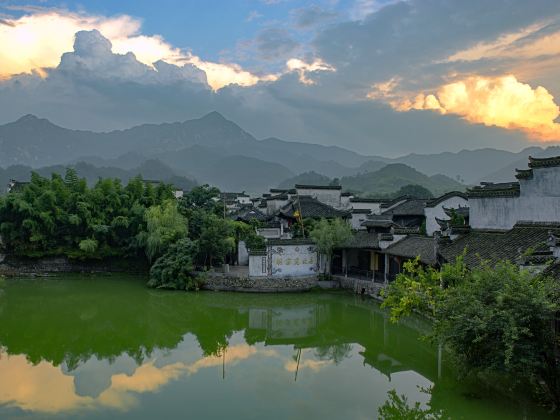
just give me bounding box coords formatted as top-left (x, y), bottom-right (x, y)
top-left (148, 238), bottom-right (200, 290)
top-left (395, 184), bottom-right (433, 199)
top-left (382, 258), bottom-right (560, 405)
top-left (378, 390), bottom-right (444, 420)
top-left (180, 184), bottom-right (221, 212)
top-left (309, 218), bottom-right (352, 275)
top-left (197, 213), bottom-right (236, 267)
top-left (143, 200), bottom-right (188, 262)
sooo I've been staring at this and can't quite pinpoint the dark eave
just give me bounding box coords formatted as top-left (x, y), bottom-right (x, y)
top-left (467, 182), bottom-right (520, 198)
top-left (515, 168), bottom-right (534, 180)
top-left (528, 155), bottom-right (560, 169)
top-left (425, 191), bottom-right (467, 208)
top-left (295, 184), bottom-right (342, 190)
top-left (350, 197), bottom-right (389, 203)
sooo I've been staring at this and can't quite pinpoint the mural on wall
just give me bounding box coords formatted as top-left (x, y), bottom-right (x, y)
top-left (270, 245), bottom-right (318, 277)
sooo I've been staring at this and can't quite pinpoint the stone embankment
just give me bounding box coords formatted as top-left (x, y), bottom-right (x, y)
top-left (203, 270), bottom-right (386, 295)
top-left (203, 273), bottom-right (322, 292)
top-left (0, 255), bottom-right (148, 275)
top-left (332, 275), bottom-right (386, 300)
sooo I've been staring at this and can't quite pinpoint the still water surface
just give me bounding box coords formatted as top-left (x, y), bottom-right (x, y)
top-left (0, 274), bottom-right (554, 419)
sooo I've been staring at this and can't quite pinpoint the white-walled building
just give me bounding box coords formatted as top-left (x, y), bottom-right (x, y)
top-left (351, 209), bottom-right (371, 230)
top-left (423, 192), bottom-right (468, 236)
top-left (295, 184), bottom-right (342, 209)
top-left (468, 156), bottom-right (560, 230)
top-left (249, 239), bottom-right (319, 278)
top-left (349, 197), bottom-right (387, 215)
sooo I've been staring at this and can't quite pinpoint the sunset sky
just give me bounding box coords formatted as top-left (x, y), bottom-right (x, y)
top-left (1, 0), bottom-right (559, 156)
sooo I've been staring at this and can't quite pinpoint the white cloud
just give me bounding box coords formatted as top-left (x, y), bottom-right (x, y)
top-left (0, 10), bottom-right (277, 90)
top-left (286, 58), bottom-right (335, 84)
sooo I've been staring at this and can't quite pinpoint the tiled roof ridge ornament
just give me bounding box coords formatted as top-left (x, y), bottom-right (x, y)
top-left (467, 181), bottom-right (520, 198)
top-left (515, 168), bottom-right (534, 180)
top-left (528, 155), bottom-right (560, 169)
top-left (547, 231), bottom-right (559, 248)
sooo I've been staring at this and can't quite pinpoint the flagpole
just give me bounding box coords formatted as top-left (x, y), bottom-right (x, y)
top-left (296, 190), bottom-right (305, 237)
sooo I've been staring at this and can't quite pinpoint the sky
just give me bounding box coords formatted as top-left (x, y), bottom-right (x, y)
top-left (0, 0), bottom-right (560, 156)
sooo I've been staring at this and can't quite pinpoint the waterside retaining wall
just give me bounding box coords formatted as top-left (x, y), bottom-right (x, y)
top-left (203, 274), bottom-right (321, 292)
top-left (0, 255), bottom-right (149, 275)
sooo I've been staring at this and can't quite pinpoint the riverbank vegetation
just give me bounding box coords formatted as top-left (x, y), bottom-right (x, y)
top-left (0, 171), bottom-right (265, 290)
top-left (0, 169), bottom-right (174, 259)
top-left (382, 257), bottom-right (560, 409)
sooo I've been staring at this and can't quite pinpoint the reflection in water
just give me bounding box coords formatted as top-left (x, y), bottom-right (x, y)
top-left (0, 275), bottom-right (553, 419)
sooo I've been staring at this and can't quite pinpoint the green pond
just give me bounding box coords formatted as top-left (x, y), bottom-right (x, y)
top-left (0, 274), bottom-right (554, 419)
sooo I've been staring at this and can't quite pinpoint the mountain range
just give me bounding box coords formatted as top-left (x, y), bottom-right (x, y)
top-left (0, 112), bottom-right (557, 193)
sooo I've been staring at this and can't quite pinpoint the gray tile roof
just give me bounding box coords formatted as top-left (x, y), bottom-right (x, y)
top-left (382, 199), bottom-right (428, 216)
top-left (528, 155), bottom-right (560, 168)
top-left (361, 214), bottom-right (395, 228)
top-left (467, 182), bottom-right (520, 198)
top-left (231, 206), bottom-right (268, 222)
top-left (384, 236), bottom-right (438, 265)
top-left (278, 196), bottom-right (350, 219)
top-left (439, 222), bottom-right (560, 269)
top-left (339, 231), bottom-right (379, 249)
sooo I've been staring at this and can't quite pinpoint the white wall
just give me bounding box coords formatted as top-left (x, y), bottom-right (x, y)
top-left (470, 196), bottom-right (560, 230)
top-left (296, 187), bottom-right (341, 208)
top-left (470, 166), bottom-right (560, 230)
top-left (237, 196), bottom-right (252, 205)
top-left (270, 243), bottom-right (318, 277)
top-left (341, 195), bottom-right (353, 208)
top-left (249, 254), bottom-right (268, 277)
top-left (257, 227), bottom-right (282, 239)
top-left (351, 201), bottom-right (383, 214)
top-left (351, 212), bottom-right (370, 230)
top-left (520, 167), bottom-right (560, 197)
top-left (266, 198), bottom-right (289, 215)
top-left (238, 240), bottom-right (249, 265)
top-left (424, 196), bottom-right (468, 236)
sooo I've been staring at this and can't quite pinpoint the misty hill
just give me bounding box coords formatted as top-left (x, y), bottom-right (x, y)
top-left (277, 171), bottom-right (332, 189)
top-left (0, 112), bottom-right (363, 176)
top-left (1, 112), bottom-right (557, 190)
top-left (477, 146), bottom-right (560, 183)
top-left (0, 160), bottom-right (197, 194)
top-left (341, 163), bottom-right (465, 196)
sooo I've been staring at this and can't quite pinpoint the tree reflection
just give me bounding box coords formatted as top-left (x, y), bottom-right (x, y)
top-left (314, 343), bottom-right (352, 365)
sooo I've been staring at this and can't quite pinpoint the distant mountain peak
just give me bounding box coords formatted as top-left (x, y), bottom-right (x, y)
top-left (16, 114), bottom-right (41, 123)
top-left (199, 111), bottom-right (227, 123)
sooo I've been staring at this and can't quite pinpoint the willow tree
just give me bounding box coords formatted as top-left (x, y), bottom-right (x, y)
top-left (309, 218), bottom-right (352, 275)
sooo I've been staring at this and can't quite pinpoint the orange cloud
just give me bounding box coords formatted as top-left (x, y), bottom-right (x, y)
top-left (444, 22), bottom-right (552, 63)
top-left (370, 75), bottom-right (560, 142)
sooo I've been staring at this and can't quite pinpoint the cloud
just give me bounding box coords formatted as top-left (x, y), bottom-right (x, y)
top-left (254, 28), bottom-right (299, 60)
top-left (246, 11), bottom-right (263, 22)
top-left (373, 75), bottom-right (560, 141)
top-left (1, 0), bottom-right (558, 155)
top-left (349, 0), bottom-right (401, 20)
top-left (292, 5), bottom-right (338, 28)
top-left (0, 10), bottom-right (274, 90)
top-left (286, 58), bottom-right (335, 84)
top-left (0, 344), bottom-right (274, 414)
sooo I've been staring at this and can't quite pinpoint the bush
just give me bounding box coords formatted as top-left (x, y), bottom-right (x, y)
top-left (148, 238), bottom-right (199, 290)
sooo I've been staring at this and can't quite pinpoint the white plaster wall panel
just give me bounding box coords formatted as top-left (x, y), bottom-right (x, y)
top-left (424, 196), bottom-right (468, 236)
top-left (270, 244), bottom-right (318, 277)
